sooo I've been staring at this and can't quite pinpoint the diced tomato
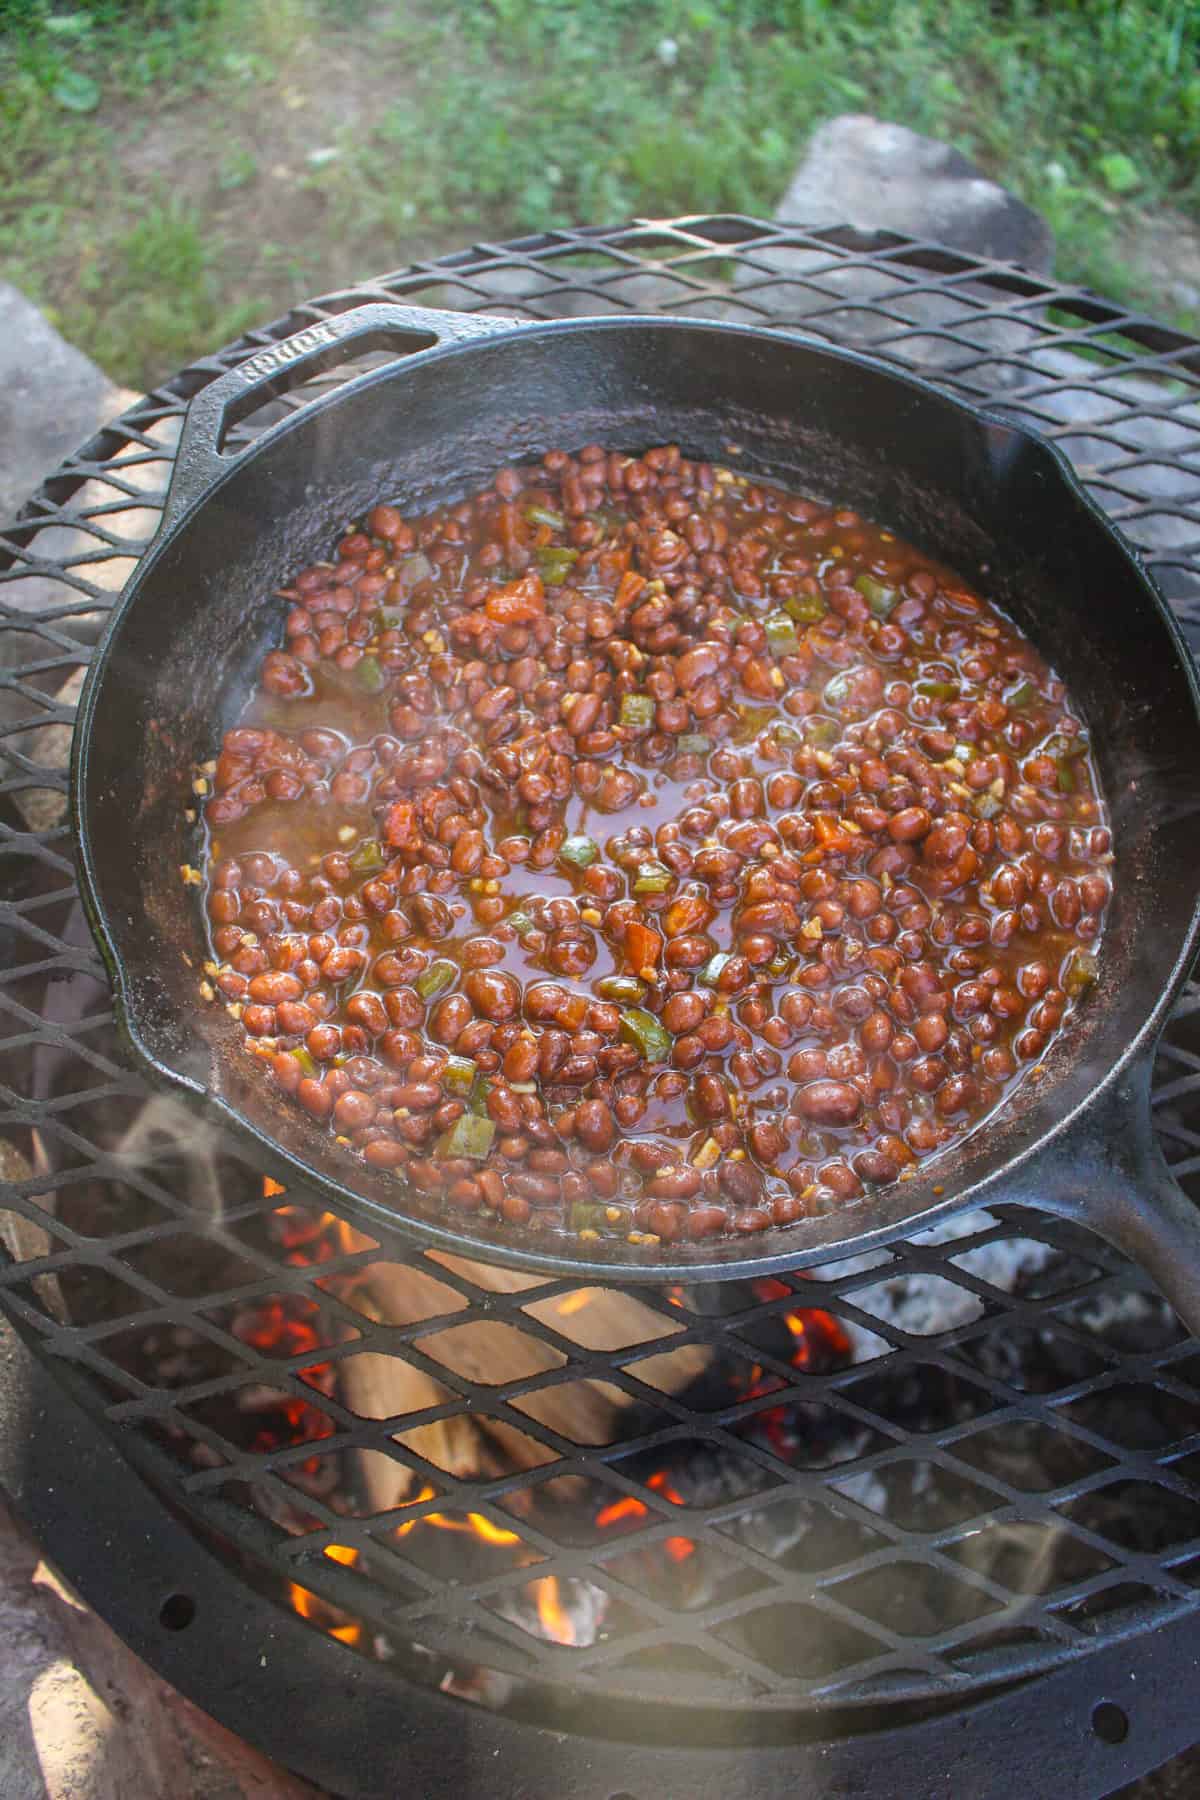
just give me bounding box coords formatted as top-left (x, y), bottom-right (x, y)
top-left (624, 920), bottom-right (662, 974)
top-left (485, 572), bottom-right (546, 624)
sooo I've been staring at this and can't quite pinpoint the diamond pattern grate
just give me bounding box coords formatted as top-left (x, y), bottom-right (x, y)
top-left (2, 217), bottom-right (1200, 1733)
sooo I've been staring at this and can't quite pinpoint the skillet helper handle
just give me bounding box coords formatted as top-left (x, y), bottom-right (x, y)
top-left (162, 303), bottom-right (518, 534)
top-left (1035, 1055), bottom-right (1200, 1337)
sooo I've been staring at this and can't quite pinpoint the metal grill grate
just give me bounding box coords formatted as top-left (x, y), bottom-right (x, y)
top-left (2, 218), bottom-right (1200, 1742)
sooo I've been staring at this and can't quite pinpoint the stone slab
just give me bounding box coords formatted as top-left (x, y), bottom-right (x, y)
top-left (0, 283), bottom-right (138, 524)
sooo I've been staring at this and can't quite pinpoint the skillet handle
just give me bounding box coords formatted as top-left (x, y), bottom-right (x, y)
top-left (162, 302), bottom-right (520, 534)
top-left (1033, 1054), bottom-right (1200, 1337)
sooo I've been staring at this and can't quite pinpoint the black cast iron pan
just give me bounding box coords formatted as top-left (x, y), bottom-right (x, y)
top-left (71, 303), bottom-right (1200, 1321)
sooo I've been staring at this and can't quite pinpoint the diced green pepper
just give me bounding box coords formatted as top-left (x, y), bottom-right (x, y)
top-left (398, 552), bottom-right (433, 587)
top-left (733, 704), bottom-right (774, 744)
top-left (633, 860), bottom-right (672, 896)
top-left (291, 1046), bottom-right (317, 1077)
top-left (915, 679), bottom-right (959, 700)
top-left (559, 834), bottom-right (599, 870)
top-left (1055, 756), bottom-right (1077, 793)
top-left (771, 723), bottom-right (802, 748)
top-left (415, 959), bottom-right (458, 1001)
top-left (677, 733), bottom-right (711, 755)
top-left (441, 1055), bottom-right (478, 1096)
top-left (764, 611), bottom-right (800, 657)
top-left (356, 655), bottom-right (385, 693)
top-left (1007, 679), bottom-right (1035, 709)
top-left (525, 504), bottom-right (567, 531)
top-left (569, 1200), bottom-right (612, 1234)
top-left (1045, 731), bottom-right (1090, 759)
top-left (596, 975), bottom-right (645, 1003)
top-left (783, 592), bottom-right (827, 624)
top-left (823, 672), bottom-right (851, 708)
top-left (537, 546), bottom-right (579, 586)
top-left (374, 606), bottom-right (406, 630)
top-left (699, 951), bottom-right (732, 987)
top-left (508, 909), bottom-right (535, 936)
top-left (854, 574), bottom-right (897, 616)
top-left (619, 693), bottom-right (656, 730)
top-left (619, 1007), bottom-right (672, 1063)
top-left (1063, 950), bottom-right (1099, 998)
top-left (436, 1114), bottom-right (495, 1160)
top-left (804, 715), bottom-right (839, 747)
top-left (348, 838), bottom-right (384, 873)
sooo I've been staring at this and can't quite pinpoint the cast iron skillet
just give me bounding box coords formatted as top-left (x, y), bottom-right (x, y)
top-left (72, 303), bottom-right (1200, 1322)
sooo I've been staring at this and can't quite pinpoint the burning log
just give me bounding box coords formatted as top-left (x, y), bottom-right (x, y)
top-left (339, 1255), bottom-right (711, 1515)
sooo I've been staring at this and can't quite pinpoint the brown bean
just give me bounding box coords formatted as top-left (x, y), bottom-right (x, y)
top-left (275, 1000), bottom-right (318, 1035)
top-left (246, 970), bottom-right (302, 1005)
top-left (888, 806), bottom-right (932, 842)
top-left (297, 1077), bottom-right (333, 1119)
top-left (796, 1080), bottom-right (861, 1125)
top-left (696, 1016), bottom-right (735, 1052)
top-left (330, 1090), bottom-right (373, 1131)
top-left (695, 1072), bottom-right (731, 1118)
top-left (661, 990), bottom-right (705, 1033)
top-left (393, 1083), bottom-right (441, 1111)
top-left (538, 1029), bottom-right (570, 1078)
top-left (429, 994), bottom-right (473, 1042)
top-left (649, 1166), bottom-right (702, 1199)
top-left (575, 1099), bottom-right (616, 1152)
top-left (240, 1003), bottom-right (276, 1036)
top-left (463, 969), bottom-right (520, 1020)
top-left (748, 1121), bottom-right (787, 1164)
top-left (502, 1036), bottom-right (539, 1082)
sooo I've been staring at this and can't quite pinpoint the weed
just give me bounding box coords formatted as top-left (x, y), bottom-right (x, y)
top-left (1, 0), bottom-right (1197, 388)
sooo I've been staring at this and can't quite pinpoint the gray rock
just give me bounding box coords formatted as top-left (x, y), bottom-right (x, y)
top-left (776, 114), bottom-right (1054, 273)
top-left (0, 284), bottom-right (137, 523)
top-left (731, 116), bottom-right (1056, 389)
top-left (0, 1487), bottom-right (320, 1798)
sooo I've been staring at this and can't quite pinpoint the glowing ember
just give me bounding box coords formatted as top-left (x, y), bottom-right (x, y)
top-left (785, 1307), bottom-right (851, 1367)
top-left (530, 1575), bottom-right (576, 1646)
top-left (595, 1494), bottom-right (649, 1529)
top-left (596, 1473), bottom-right (695, 1562)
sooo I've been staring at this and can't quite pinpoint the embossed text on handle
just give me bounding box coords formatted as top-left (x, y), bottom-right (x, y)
top-left (238, 322), bottom-right (339, 384)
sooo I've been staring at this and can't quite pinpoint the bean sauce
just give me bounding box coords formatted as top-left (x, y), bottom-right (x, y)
top-left (197, 446), bottom-right (1110, 1244)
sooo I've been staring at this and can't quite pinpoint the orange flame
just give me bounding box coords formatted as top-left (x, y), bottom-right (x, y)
top-left (287, 1579), bottom-right (362, 1647)
top-left (785, 1307), bottom-right (851, 1367)
top-left (530, 1576), bottom-right (576, 1646)
top-left (555, 1290), bottom-right (593, 1317)
top-left (392, 1485), bottom-right (522, 1548)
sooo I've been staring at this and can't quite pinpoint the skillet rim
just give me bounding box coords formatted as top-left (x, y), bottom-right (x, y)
top-left (70, 312), bottom-right (1200, 1281)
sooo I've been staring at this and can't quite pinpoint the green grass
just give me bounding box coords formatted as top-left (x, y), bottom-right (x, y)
top-left (2, 0), bottom-right (1198, 389)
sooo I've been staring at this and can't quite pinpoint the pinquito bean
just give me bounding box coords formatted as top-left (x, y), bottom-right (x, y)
top-left (203, 443), bottom-right (1109, 1242)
